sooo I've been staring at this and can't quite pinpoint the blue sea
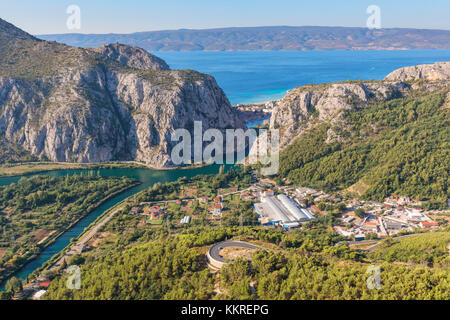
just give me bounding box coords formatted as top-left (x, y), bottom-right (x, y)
top-left (155, 50), bottom-right (450, 105)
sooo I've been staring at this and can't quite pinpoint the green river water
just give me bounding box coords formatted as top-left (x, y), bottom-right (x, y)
top-left (0, 164), bottom-right (229, 289)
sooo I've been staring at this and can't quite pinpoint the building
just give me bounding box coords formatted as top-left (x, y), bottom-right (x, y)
top-left (264, 190), bottom-right (274, 197)
top-left (406, 209), bottom-right (424, 221)
top-left (311, 205), bottom-right (324, 216)
top-left (40, 281), bottom-right (52, 288)
top-left (276, 194), bottom-right (316, 221)
top-left (420, 221), bottom-right (439, 229)
top-left (240, 192), bottom-right (255, 200)
top-left (254, 194), bottom-right (315, 229)
top-left (200, 196), bottom-right (209, 203)
top-left (151, 212), bottom-right (162, 220)
top-left (363, 222), bottom-right (378, 232)
top-left (213, 203), bottom-right (222, 215)
top-left (32, 290), bottom-right (47, 300)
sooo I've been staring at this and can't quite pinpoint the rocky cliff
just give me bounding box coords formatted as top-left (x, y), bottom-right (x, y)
top-left (89, 43), bottom-right (170, 71)
top-left (0, 18), bottom-right (246, 167)
top-left (385, 62), bottom-right (450, 81)
top-left (269, 63), bottom-right (450, 148)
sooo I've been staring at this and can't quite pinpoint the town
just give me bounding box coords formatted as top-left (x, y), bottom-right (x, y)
top-left (123, 172), bottom-right (446, 241)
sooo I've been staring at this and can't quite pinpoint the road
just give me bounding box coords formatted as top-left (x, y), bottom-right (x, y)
top-left (208, 241), bottom-right (262, 263)
top-left (51, 205), bottom-right (124, 268)
top-left (336, 233), bottom-right (421, 251)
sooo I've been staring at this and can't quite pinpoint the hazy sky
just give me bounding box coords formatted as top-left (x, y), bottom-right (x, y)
top-left (1, 0), bottom-right (449, 35)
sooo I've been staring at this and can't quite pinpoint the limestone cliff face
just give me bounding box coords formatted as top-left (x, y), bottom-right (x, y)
top-left (269, 81), bottom-right (413, 146)
top-left (385, 62), bottom-right (450, 81)
top-left (89, 43), bottom-right (170, 71)
top-left (0, 18), bottom-right (245, 167)
top-left (269, 62), bottom-right (450, 148)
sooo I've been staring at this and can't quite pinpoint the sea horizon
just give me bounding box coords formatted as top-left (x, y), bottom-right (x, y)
top-left (154, 49), bottom-right (450, 104)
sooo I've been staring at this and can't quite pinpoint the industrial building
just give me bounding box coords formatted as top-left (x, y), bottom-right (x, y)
top-left (254, 194), bottom-right (316, 229)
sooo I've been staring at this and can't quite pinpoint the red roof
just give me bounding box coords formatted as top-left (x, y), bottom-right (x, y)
top-left (311, 205), bottom-right (324, 214)
top-left (215, 204), bottom-right (222, 209)
top-left (422, 221), bottom-right (439, 226)
top-left (364, 222), bottom-right (378, 226)
top-left (40, 281), bottom-right (52, 288)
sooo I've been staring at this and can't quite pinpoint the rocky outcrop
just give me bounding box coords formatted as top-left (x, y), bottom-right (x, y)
top-left (385, 62), bottom-right (450, 81)
top-left (269, 60), bottom-right (450, 148)
top-left (89, 43), bottom-right (170, 71)
top-left (270, 81), bottom-right (414, 146)
top-left (0, 18), bottom-right (246, 168)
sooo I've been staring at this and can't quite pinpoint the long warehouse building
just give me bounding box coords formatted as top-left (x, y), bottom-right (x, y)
top-left (255, 194), bottom-right (315, 229)
top-left (277, 194), bottom-right (316, 221)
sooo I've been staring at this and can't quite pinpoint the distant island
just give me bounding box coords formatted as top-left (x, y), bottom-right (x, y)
top-left (38, 26), bottom-right (450, 51)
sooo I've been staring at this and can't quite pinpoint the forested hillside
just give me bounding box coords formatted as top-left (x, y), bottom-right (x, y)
top-left (279, 91), bottom-right (449, 207)
top-left (0, 174), bottom-right (138, 283)
top-left (43, 225), bottom-right (450, 300)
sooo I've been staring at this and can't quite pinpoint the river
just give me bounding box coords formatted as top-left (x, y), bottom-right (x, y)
top-left (0, 164), bottom-right (230, 289)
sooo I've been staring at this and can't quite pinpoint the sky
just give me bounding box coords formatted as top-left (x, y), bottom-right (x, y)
top-left (0, 0), bottom-right (449, 35)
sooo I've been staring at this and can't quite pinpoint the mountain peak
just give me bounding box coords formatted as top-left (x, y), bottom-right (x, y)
top-left (89, 43), bottom-right (170, 71)
top-left (0, 17), bottom-right (36, 42)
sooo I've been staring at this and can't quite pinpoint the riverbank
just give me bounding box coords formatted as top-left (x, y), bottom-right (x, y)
top-left (0, 180), bottom-right (141, 288)
top-left (0, 161), bottom-right (217, 178)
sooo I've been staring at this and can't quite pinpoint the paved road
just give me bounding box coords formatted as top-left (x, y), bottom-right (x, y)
top-left (209, 241), bottom-right (261, 263)
top-left (336, 233), bottom-right (421, 251)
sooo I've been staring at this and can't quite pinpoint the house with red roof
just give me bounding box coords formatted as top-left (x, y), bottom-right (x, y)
top-left (40, 281), bottom-right (52, 288)
top-left (420, 221), bottom-right (439, 229)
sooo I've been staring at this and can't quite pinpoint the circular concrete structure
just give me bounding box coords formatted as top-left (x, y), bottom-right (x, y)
top-left (207, 241), bottom-right (261, 269)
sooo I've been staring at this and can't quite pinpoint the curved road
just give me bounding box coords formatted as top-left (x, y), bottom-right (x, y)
top-left (336, 233), bottom-right (420, 251)
top-left (209, 241), bottom-right (262, 263)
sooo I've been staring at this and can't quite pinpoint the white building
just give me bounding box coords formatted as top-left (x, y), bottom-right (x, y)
top-left (254, 194), bottom-right (315, 229)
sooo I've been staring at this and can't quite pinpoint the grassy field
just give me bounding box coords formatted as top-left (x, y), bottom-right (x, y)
top-left (0, 162), bottom-right (147, 177)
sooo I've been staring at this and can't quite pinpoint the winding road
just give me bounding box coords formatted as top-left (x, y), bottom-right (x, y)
top-left (208, 241), bottom-right (262, 263)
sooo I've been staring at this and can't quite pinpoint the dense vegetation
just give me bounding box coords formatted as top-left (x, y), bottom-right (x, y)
top-left (43, 224), bottom-right (449, 300)
top-left (369, 230), bottom-right (450, 266)
top-left (279, 92), bottom-right (449, 207)
top-left (0, 135), bottom-right (37, 164)
top-left (0, 174), bottom-right (138, 283)
top-left (32, 168), bottom-right (449, 301)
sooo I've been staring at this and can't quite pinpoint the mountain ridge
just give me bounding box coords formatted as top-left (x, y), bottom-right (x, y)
top-left (0, 18), bottom-right (246, 167)
top-left (38, 26), bottom-right (450, 51)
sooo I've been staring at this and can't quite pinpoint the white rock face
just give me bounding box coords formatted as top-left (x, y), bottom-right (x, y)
top-left (0, 21), bottom-right (246, 168)
top-left (385, 62), bottom-right (450, 81)
top-left (0, 68), bottom-right (246, 167)
top-left (89, 43), bottom-right (170, 71)
top-left (269, 81), bottom-right (412, 147)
